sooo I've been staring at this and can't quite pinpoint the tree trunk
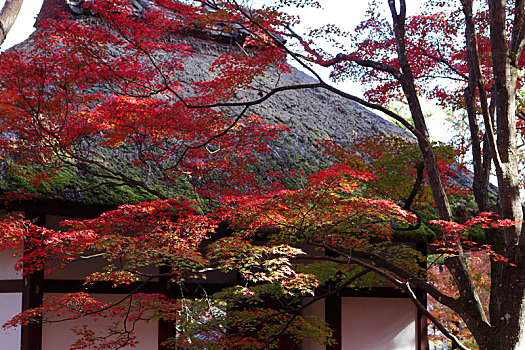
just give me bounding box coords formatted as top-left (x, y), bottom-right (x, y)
top-left (388, 0), bottom-right (453, 222)
top-left (389, 1), bottom-right (525, 348)
top-left (462, 0), bottom-right (492, 213)
top-left (482, 1), bottom-right (525, 349)
top-left (478, 257), bottom-right (525, 350)
top-left (0, 0), bottom-right (24, 46)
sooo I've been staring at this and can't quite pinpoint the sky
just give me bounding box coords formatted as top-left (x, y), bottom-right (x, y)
top-left (276, 0), bottom-right (451, 142)
top-left (0, 0), bottom-right (450, 141)
top-left (0, 0), bottom-right (44, 49)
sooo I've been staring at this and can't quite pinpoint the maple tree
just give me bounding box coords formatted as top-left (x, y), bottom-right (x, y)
top-left (0, 0), bottom-right (525, 349)
top-left (279, 0), bottom-right (525, 349)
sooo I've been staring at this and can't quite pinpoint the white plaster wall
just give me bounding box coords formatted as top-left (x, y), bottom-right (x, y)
top-left (0, 249), bottom-right (22, 279)
top-left (300, 297), bottom-right (325, 350)
top-left (42, 293), bottom-right (159, 350)
top-left (46, 255), bottom-right (160, 281)
top-left (0, 212), bottom-right (23, 280)
top-left (0, 293), bottom-right (22, 349)
top-left (340, 297), bottom-right (416, 350)
top-left (45, 255), bottom-right (111, 280)
top-left (44, 215), bottom-right (160, 281)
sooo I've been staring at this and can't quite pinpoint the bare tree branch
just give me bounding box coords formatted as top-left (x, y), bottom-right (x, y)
top-left (404, 282), bottom-right (470, 350)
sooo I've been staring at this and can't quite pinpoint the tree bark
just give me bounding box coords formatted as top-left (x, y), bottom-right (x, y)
top-left (0, 0), bottom-right (24, 46)
top-left (387, 1), bottom-right (525, 348)
top-left (473, 1), bottom-right (525, 349)
top-left (462, 0), bottom-right (492, 212)
top-left (488, 0), bottom-right (523, 247)
top-left (387, 0), bottom-right (453, 222)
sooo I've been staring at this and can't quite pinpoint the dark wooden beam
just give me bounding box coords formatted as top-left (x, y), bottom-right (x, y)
top-left (416, 302), bottom-right (428, 350)
top-left (42, 278), bottom-right (233, 297)
top-left (21, 212), bottom-right (44, 350)
top-left (279, 335), bottom-right (298, 350)
top-left (0, 279), bottom-right (23, 292)
top-left (3, 199), bottom-right (114, 219)
top-left (158, 266), bottom-right (175, 350)
top-left (43, 279), bottom-right (160, 294)
top-left (338, 286), bottom-right (409, 298)
top-left (21, 270), bottom-right (43, 350)
top-left (416, 242), bottom-right (428, 350)
top-left (417, 293), bottom-right (429, 350)
top-left (325, 291), bottom-right (341, 350)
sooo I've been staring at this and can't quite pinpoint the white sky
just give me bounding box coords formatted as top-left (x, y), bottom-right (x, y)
top-left (278, 1), bottom-right (451, 142)
top-left (0, 0), bottom-right (450, 141)
top-left (0, 0), bottom-right (44, 49)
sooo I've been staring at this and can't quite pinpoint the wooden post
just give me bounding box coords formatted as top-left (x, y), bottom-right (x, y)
top-left (158, 266), bottom-right (175, 350)
top-left (21, 213), bottom-right (44, 350)
top-left (416, 243), bottom-right (428, 350)
top-left (325, 292), bottom-right (341, 350)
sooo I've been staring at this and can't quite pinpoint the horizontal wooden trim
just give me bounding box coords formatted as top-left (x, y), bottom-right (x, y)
top-left (43, 279), bottom-right (160, 294)
top-left (43, 279), bottom-right (411, 299)
top-left (4, 199), bottom-right (115, 219)
top-left (339, 287), bottom-right (409, 298)
top-left (0, 279), bottom-right (23, 292)
top-left (43, 279), bottom-right (235, 297)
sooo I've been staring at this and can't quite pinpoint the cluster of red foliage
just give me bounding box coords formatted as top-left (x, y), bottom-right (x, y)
top-left (0, 1), bottom-right (523, 349)
top-left (0, 1), bottom-right (410, 348)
